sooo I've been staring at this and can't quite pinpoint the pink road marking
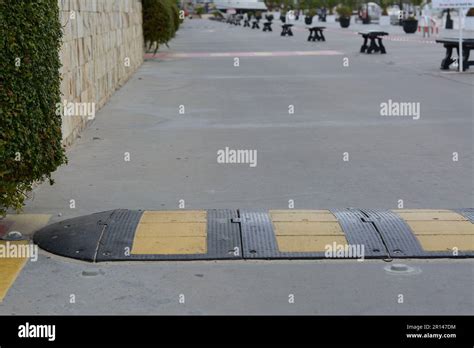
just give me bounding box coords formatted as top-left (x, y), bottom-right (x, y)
top-left (145, 50), bottom-right (343, 60)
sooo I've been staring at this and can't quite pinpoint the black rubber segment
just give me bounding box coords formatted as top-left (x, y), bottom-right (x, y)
top-left (331, 209), bottom-right (389, 258)
top-left (96, 209), bottom-right (242, 261)
top-left (240, 209), bottom-right (328, 259)
top-left (33, 210), bottom-right (115, 262)
top-left (95, 209), bottom-right (143, 261)
top-left (455, 208), bottom-right (474, 223)
top-left (240, 210), bottom-right (276, 258)
top-left (360, 209), bottom-right (424, 258)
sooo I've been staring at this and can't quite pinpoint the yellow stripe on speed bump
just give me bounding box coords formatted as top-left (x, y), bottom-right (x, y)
top-left (394, 210), bottom-right (474, 252)
top-left (270, 210), bottom-right (347, 252)
top-left (131, 211), bottom-right (207, 255)
top-left (0, 240), bottom-right (29, 302)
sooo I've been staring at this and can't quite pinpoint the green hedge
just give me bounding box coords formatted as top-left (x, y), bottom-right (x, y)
top-left (143, 0), bottom-right (181, 53)
top-left (0, 0), bottom-right (66, 216)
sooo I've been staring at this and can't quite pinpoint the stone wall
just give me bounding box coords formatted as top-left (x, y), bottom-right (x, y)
top-left (58, 0), bottom-right (144, 145)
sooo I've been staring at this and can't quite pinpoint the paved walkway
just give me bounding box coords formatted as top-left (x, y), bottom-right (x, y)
top-left (22, 18), bottom-right (472, 223)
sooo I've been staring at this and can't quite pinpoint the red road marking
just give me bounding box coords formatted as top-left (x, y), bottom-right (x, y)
top-left (0, 220), bottom-right (14, 238)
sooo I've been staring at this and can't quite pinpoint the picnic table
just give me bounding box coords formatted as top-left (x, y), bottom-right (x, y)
top-left (307, 26), bottom-right (326, 42)
top-left (252, 20), bottom-right (260, 29)
top-left (243, 19), bottom-right (250, 27)
top-left (359, 31), bottom-right (388, 54)
top-left (435, 38), bottom-right (474, 71)
top-left (281, 24), bottom-right (294, 36)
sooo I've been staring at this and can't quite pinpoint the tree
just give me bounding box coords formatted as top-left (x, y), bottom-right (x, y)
top-left (143, 0), bottom-right (180, 54)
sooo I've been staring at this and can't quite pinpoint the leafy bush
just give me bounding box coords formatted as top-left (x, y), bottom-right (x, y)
top-left (170, 2), bottom-right (181, 33)
top-left (467, 8), bottom-right (474, 16)
top-left (0, 0), bottom-right (66, 216)
top-left (143, 0), bottom-right (181, 53)
top-left (336, 6), bottom-right (352, 18)
top-left (195, 6), bottom-right (205, 15)
top-left (307, 9), bottom-right (317, 18)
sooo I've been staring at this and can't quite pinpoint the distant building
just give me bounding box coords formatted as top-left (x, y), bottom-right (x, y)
top-left (212, 0), bottom-right (267, 11)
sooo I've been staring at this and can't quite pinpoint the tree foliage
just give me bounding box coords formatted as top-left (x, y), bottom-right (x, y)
top-left (143, 0), bottom-right (181, 53)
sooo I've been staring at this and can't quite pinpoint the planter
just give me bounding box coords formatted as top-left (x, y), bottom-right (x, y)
top-left (305, 16), bottom-right (313, 25)
top-left (339, 16), bottom-right (351, 28)
top-left (379, 15), bottom-right (390, 26)
top-left (402, 19), bottom-right (418, 33)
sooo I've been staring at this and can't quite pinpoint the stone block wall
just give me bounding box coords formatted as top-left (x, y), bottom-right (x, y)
top-left (58, 0), bottom-right (144, 145)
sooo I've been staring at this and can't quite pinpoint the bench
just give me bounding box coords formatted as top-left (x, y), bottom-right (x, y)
top-left (435, 38), bottom-right (474, 71)
top-left (263, 22), bottom-right (272, 32)
top-left (307, 26), bottom-right (326, 42)
top-left (359, 31), bottom-right (388, 54)
top-left (281, 24), bottom-right (294, 36)
top-left (252, 20), bottom-right (260, 29)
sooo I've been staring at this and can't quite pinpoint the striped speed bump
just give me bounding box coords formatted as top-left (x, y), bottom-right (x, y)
top-left (271, 210), bottom-right (347, 253)
top-left (241, 209), bottom-right (388, 259)
top-left (34, 210), bottom-right (242, 261)
top-left (33, 209), bottom-right (474, 262)
top-left (240, 210), bottom-right (349, 258)
top-left (393, 209), bottom-right (474, 257)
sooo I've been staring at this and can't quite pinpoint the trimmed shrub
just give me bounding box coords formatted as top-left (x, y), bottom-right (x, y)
top-left (171, 3), bottom-right (180, 33)
top-left (143, 0), bottom-right (181, 53)
top-left (336, 5), bottom-right (352, 18)
top-left (0, 0), bottom-right (66, 216)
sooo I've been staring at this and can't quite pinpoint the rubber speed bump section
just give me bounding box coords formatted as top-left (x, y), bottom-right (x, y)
top-left (331, 209), bottom-right (389, 258)
top-left (359, 209), bottom-right (424, 258)
top-left (0, 240), bottom-right (29, 302)
top-left (96, 209), bottom-right (241, 261)
top-left (94, 209), bottom-right (143, 261)
top-left (240, 210), bottom-right (278, 259)
top-left (271, 210), bottom-right (347, 253)
top-left (240, 210), bottom-right (363, 259)
top-left (33, 210), bottom-right (115, 262)
top-left (131, 211), bottom-right (207, 254)
top-left (393, 210), bottom-right (474, 257)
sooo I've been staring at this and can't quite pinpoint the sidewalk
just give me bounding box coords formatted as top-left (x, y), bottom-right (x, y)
top-left (19, 18), bottom-right (473, 225)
